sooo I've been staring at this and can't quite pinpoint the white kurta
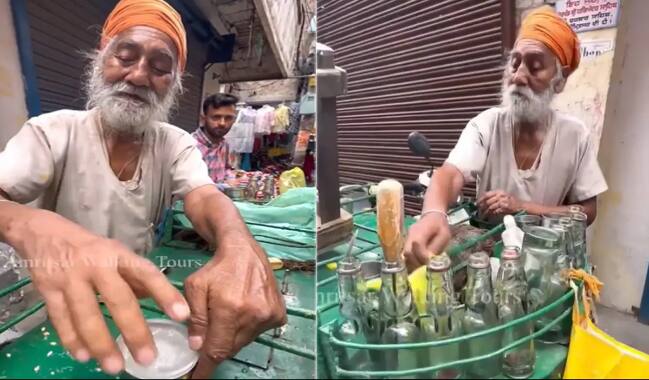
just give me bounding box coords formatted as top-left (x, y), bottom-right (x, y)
top-left (0, 109), bottom-right (214, 254)
top-left (447, 107), bottom-right (608, 205)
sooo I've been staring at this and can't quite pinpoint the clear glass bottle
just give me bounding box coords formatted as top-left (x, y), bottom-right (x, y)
top-left (537, 252), bottom-right (571, 344)
top-left (557, 217), bottom-right (577, 268)
top-left (418, 254), bottom-right (463, 379)
top-left (379, 260), bottom-right (420, 372)
top-left (360, 284), bottom-right (383, 368)
top-left (521, 226), bottom-right (561, 313)
top-left (495, 246), bottom-right (535, 379)
top-left (332, 255), bottom-right (371, 371)
top-left (541, 212), bottom-right (571, 229)
top-left (463, 252), bottom-right (501, 378)
top-left (514, 214), bottom-right (542, 233)
top-left (569, 211), bottom-right (588, 269)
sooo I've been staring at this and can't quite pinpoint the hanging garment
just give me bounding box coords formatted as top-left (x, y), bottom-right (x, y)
top-left (225, 106), bottom-right (256, 153)
top-left (273, 104), bottom-right (290, 133)
top-left (254, 105), bottom-right (275, 135)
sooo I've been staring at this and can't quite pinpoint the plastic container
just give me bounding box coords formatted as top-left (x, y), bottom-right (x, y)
top-left (116, 319), bottom-right (199, 379)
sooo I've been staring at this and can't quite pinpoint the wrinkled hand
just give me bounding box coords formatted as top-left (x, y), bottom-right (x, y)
top-left (19, 211), bottom-right (189, 374)
top-left (477, 190), bottom-right (523, 217)
top-left (184, 233), bottom-right (287, 379)
top-left (403, 212), bottom-right (451, 272)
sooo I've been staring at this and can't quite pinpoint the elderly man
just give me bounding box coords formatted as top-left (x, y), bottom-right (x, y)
top-left (404, 6), bottom-right (608, 271)
top-left (0, 0), bottom-right (285, 377)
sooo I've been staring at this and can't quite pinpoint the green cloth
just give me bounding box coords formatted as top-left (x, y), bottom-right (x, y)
top-left (234, 187), bottom-right (315, 261)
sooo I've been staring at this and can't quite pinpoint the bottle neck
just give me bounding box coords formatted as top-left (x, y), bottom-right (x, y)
top-left (337, 261), bottom-right (365, 318)
top-left (466, 266), bottom-right (494, 309)
top-left (426, 269), bottom-right (455, 317)
top-left (380, 261), bottom-right (415, 320)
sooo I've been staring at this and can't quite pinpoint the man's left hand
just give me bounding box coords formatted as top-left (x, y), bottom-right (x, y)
top-left (477, 190), bottom-right (524, 217)
top-left (184, 234), bottom-right (287, 379)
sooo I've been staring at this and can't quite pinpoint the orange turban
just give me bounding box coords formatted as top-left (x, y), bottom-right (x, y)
top-left (517, 6), bottom-right (580, 74)
top-left (101, 0), bottom-right (187, 71)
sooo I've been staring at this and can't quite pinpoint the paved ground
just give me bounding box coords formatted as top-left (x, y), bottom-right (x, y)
top-left (596, 304), bottom-right (649, 353)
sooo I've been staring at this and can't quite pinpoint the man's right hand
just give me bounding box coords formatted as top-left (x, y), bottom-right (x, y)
top-left (7, 209), bottom-right (190, 374)
top-left (403, 212), bottom-right (452, 272)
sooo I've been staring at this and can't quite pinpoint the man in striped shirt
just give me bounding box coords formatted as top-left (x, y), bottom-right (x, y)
top-left (192, 93), bottom-right (238, 186)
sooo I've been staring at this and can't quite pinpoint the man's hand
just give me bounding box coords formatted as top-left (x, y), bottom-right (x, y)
top-left (6, 209), bottom-right (190, 375)
top-left (477, 190), bottom-right (524, 217)
top-left (184, 233), bottom-right (287, 379)
top-left (403, 212), bottom-right (452, 272)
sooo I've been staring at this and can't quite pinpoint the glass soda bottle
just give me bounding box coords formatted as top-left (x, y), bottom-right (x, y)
top-left (418, 253), bottom-right (463, 379)
top-left (463, 251), bottom-right (501, 378)
top-left (569, 211), bottom-right (588, 270)
top-left (495, 246), bottom-right (535, 379)
top-left (537, 221), bottom-right (572, 344)
top-left (379, 260), bottom-right (420, 372)
top-left (332, 255), bottom-right (371, 371)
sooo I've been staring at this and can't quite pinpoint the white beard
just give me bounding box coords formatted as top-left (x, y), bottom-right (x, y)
top-left (501, 82), bottom-right (554, 125)
top-left (85, 52), bottom-right (180, 136)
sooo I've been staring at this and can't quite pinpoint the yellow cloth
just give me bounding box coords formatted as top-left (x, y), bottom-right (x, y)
top-left (273, 105), bottom-right (290, 133)
top-left (102, 0), bottom-right (187, 71)
top-left (564, 270), bottom-right (649, 378)
top-left (518, 5), bottom-right (580, 74)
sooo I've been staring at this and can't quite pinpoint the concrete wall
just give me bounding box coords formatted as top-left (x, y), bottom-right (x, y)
top-left (203, 0), bottom-right (314, 106)
top-left (253, 0), bottom-right (300, 76)
top-left (0, 0), bottom-right (28, 150)
top-left (552, 28), bottom-right (616, 153)
top-left (590, 0), bottom-right (649, 313)
top-left (222, 78), bottom-right (300, 104)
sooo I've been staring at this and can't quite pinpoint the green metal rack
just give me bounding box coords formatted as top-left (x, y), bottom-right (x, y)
top-left (316, 201), bottom-right (573, 379)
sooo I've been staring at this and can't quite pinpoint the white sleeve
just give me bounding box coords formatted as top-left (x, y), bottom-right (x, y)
top-left (566, 134), bottom-right (608, 203)
top-left (0, 121), bottom-right (54, 203)
top-left (170, 133), bottom-right (215, 198)
top-left (445, 115), bottom-right (491, 182)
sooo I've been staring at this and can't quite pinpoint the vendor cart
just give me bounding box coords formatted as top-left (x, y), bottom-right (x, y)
top-left (0, 190), bottom-right (316, 379)
top-left (316, 198), bottom-right (573, 379)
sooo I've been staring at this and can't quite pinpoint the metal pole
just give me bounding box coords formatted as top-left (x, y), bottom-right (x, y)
top-left (316, 43), bottom-right (347, 224)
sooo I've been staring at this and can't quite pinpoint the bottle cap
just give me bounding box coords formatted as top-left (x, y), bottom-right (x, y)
top-left (427, 253), bottom-right (451, 272)
top-left (468, 251), bottom-right (490, 269)
top-left (501, 246), bottom-right (521, 261)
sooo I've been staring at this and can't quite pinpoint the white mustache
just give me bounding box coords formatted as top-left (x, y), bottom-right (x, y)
top-left (109, 82), bottom-right (158, 105)
top-left (506, 85), bottom-right (535, 100)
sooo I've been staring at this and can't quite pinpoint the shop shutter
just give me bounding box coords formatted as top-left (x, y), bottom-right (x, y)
top-left (318, 0), bottom-right (514, 214)
top-left (25, 0), bottom-right (205, 131)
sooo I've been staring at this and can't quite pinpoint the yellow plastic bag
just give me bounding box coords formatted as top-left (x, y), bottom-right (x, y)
top-left (564, 270), bottom-right (649, 379)
top-left (279, 167), bottom-right (306, 194)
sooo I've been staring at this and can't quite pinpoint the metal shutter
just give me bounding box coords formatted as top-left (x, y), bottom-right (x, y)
top-left (25, 0), bottom-right (205, 131)
top-left (318, 0), bottom-right (514, 214)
